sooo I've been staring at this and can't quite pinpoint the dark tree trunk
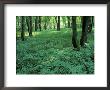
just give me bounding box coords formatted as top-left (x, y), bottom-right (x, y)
top-left (44, 16), bottom-right (48, 30)
top-left (67, 16), bottom-right (71, 28)
top-left (80, 16), bottom-right (89, 47)
top-left (26, 17), bottom-right (30, 33)
top-left (39, 16), bottom-right (41, 31)
top-left (92, 16), bottom-right (94, 29)
top-left (21, 16), bottom-right (25, 41)
top-left (72, 16), bottom-right (79, 49)
top-left (88, 16), bottom-right (92, 33)
top-left (35, 16), bottom-right (38, 31)
top-left (57, 16), bottom-right (60, 31)
top-left (29, 16), bottom-right (32, 36)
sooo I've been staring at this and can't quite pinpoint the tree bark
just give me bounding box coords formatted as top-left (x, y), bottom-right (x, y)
top-left (57, 16), bottom-right (60, 31)
top-left (80, 16), bottom-right (89, 47)
top-left (29, 16), bottom-right (32, 36)
top-left (39, 16), bottom-right (41, 31)
top-left (21, 16), bottom-right (25, 41)
top-left (67, 16), bottom-right (71, 28)
top-left (88, 16), bottom-right (92, 33)
top-left (35, 16), bottom-right (38, 31)
top-left (92, 16), bottom-right (94, 29)
top-left (26, 17), bottom-right (30, 33)
top-left (72, 16), bottom-right (79, 49)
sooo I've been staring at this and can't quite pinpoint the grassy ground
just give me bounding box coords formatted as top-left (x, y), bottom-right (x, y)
top-left (16, 28), bottom-right (94, 74)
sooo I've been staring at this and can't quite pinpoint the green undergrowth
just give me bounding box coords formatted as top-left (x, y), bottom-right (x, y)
top-left (16, 29), bottom-right (94, 74)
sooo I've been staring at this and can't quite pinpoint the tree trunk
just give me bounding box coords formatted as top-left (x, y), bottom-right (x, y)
top-left (57, 16), bottom-right (60, 31)
top-left (29, 16), bottom-right (32, 36)
top-left (26, 17), bottom-right (30, 33)
top-left (67, 16), bottom-right (70, 28)
top-left (39, 16), bottom-right (41, 31)
top-left (88, 16), bottom-right (92, 33)
top-left (72, 16), bottom-right (79, 49)
top-left (92, 16), bottom-right (94, 29)
top-left (21, 16), bottom-right (25, 41)
top-left (35, 16), bottom-right (38, 31)
top-left (80, 16), bottom-right (89, 47)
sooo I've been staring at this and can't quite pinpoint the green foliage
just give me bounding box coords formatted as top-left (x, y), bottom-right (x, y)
top-left (16, 29), bottom-right (94, 74)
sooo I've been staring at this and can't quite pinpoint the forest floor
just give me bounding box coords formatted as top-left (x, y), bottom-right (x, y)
top-left (16, 28), bottom-right (94, 74)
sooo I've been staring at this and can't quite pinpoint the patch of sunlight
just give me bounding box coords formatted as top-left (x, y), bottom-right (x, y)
top-left (41, 30), bottom-right (59, 35)
top-left (25, 32), bottom-right (29, 36)
top-left (77, 29), bottom-right (82, 32)
top-left (49, 31), bottom-right (59, 34)
top-left (32, 32), bottom-right (41, 36)
top-left (24, 31), bottom-right (41, 37)
top-left (17, 35), bottom-right (20, 37)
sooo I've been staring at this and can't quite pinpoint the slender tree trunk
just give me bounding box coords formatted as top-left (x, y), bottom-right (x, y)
top-left (39, 16), bottom-right (41, 31)
top-left (80, 16), bottom-right (89, 47)
top-left (35, 16), bottom-right (38, 31)
top-left (44, 16), bottom-right (47, 30)
top-left (21, 16), bottom-right (25, 41)
top-left (57, 16), bottom-right (60, 31)
top-left (92, 16), bottom-right (94, 29)
top-left (88, 16), bottom-right (92, 33)
top-left (48, 17), bottom-right (52, 29)
top-left (26, 17), bottom-right (30, 33)
top-left (28, 16), bottom-right (32, 36)
top-left (67, 16), bottom-right (70, 28)
top-left (72, 16), bottom-right (79, 49)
